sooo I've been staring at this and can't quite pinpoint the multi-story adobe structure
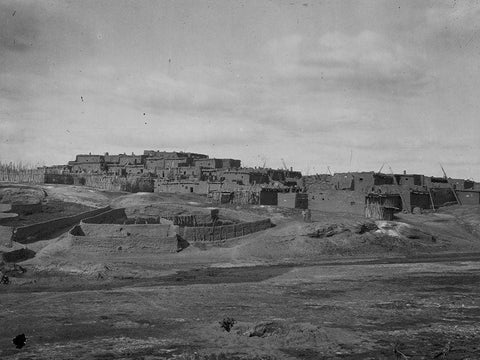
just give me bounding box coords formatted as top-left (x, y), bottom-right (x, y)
top-left (68, 154), bottom-right (106, 174)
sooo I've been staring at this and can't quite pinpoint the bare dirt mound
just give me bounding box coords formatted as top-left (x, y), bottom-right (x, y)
top-left (24, 211), bottom-right (480, 278)
top-left (41, 184), bottom-right (116, 208)
top-left (396, 206), bottom-right (480, 251)
top-left (15, 196), bottom-right (480, 278)
top-left (0, 185), bottom-right (46, 205)
top-left (438, 205), bottom-right (480, 238)
top-left (110, 192), bottom-right (209, 209)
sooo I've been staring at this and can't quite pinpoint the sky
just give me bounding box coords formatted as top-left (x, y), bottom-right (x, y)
top-left (1, 0), bottom-right (479, 180)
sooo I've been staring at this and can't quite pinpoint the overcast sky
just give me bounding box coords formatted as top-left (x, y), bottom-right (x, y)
top-left (1, 0), bottom-right (479, 179)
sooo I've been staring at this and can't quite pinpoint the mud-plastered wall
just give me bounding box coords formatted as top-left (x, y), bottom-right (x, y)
top-left (71, 235), bottom-right (179, 254)
top-left (163, 214), bottom-right (212, 226)
top-left (79, 208), bottom-right (178, 238)
top-left (13, 206), bottom-right (110, 244)
top-left (181, 219), bottom-right (271, 242)
top-left (79, 223), bottom-right (177, 238)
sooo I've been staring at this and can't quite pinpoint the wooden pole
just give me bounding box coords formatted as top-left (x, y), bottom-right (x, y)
top-left (428, 188), bottom-right (436, 211)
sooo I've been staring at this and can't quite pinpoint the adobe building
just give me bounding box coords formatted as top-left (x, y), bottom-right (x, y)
top-left (194, 158), bottom-right (242, 170)
top-left (145, 157), bottom-right (166, 173)
top-left (75, 154), bottom-right (105, 163)
top-left (125, 164), bottom-right (145, 175)
top-left (171, 166), bottom-right (199, 180)
top-left (107, 165), bottom-right (126, 176)
top-left (267, 169), bottom-right (302, 186)
top-left (222, 170), bottom-right (269, 186)
top-left (68, 154), bottom-right (106, 174)
top-left (424, 176), bottom-right (451, 189)
top-left (277, 192), bottom-right (308, 209)
top-left (119, 153), bottom-right (145, 166)
top-left (456, 190), bottom-right (480, 205)
top-left (104, 153), bottom-right (121, 164)
top-left (200, 168), bottom-right (223, 182)
top-left (44, 165), bottom-right (72, 175)
top-left (194, 158), bottom-right (224, 169)
top-left (221, 158), bottom-right (241, 169)
top-left (394, 173), bottom-right (425, 188)
top-left (450, 178), bottom-right (476, 191)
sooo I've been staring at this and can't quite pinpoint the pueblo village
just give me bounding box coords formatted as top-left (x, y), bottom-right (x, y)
top-left (2, 1), bottom-right (480, 359)
top-left (1, 150), bottom-right (480, 359)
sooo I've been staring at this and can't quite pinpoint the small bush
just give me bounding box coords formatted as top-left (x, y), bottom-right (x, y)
top-left (219, 317), bottom-right (236, 332)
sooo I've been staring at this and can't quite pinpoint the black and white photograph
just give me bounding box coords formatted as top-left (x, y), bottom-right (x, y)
top-left (1, 0), bottom-right (480, 358)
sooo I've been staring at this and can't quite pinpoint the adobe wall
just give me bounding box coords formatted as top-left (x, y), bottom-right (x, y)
top-left (82, 175), bottom-right (126, 191)
top-left (70, 235), bottom-right (179, 253)
top-left (163, 214), bottom-right (212, 226)
top-left (409, 192), bottom-right (431, 211)
top-left (78, 223), bottom-right (177, 238)
top-left (181, 218), bottom-right (271, 242)
top-left (277, 193), bottom-right (308, 209)
top-left (457, 191), bottom-right (480, 205)
top-left (78, 208), bottom-right (178, 238)
top-left (13, 206), bottom-right (110, 244)
top-left (308, 190), bottom-right (365, 215)
top-left (259, 191), bottom-right (278, 206)
top-left (431, 188), bottom-right (457, 207)
top-left (44, 174), bottom-right (75, 185)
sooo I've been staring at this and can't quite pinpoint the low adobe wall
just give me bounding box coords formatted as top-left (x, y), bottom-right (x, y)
top-left (182, 218), bottom-right (272, 242)
top-left (163, 214), bottom-right (212, 226)
top-left (79, 223), bottom-right (177, 238)
top-left (13, 206), bottom-right (110, 244)
top-left (308, 190), bottom-right (365, 215)
top-left (79, 208), bottom-right (178, 238)
top-left (70, 235), bottom-right (179, 253)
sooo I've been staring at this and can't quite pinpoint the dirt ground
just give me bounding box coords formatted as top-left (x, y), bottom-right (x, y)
top-left (1, 260), bottom-right (480, 359)
top-left (1, 184), bottom-right (480, 359)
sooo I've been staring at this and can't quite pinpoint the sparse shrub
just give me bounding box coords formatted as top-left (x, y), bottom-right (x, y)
top-left (219, 317), bottom-right (236, 332)
top-left (1, 274), bottom-right (10, 285)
